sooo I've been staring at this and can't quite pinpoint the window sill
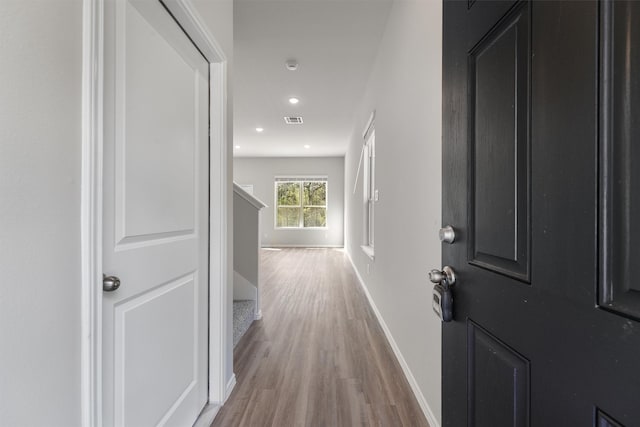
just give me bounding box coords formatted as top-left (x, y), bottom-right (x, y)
top-left (274, 227), bottom-right (328, 230)
top-left (361, 245), bottom-right (375, 260)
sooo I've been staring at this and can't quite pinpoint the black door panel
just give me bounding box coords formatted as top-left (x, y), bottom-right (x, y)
top-left (600, 0), bottom-right (640, 321)
top-left (468, 1), bottom-right (530, 282)
top-left (442, 0), bottom-right (640, 425)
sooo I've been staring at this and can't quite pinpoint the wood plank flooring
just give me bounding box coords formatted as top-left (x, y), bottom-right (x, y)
top-left (211, 248), bottom-right (430, 427)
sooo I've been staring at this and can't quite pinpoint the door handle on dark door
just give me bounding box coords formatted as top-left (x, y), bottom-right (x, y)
top-left (429, 265), bottom-right (456, 286)
top-left (103, 274), bottom-right (121, 292)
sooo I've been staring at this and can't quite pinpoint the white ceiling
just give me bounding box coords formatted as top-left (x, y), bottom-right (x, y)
top-left (233, 0), bottom-right (393, 157)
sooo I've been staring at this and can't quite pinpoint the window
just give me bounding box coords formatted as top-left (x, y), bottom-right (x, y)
top-left (362, 114), bottom-right (375, 258)
top-left (275, 177), bottom-right (328, 228)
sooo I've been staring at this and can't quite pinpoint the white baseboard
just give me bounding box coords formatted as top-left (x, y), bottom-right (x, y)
top-left (197, 373), bottom-right (234, 427)
top-left (255, 309), bottom-right (263, 320)
top-left (345, 251), bottom-right (440, 427)
top-left (225, 374), bottom-right (237, 402)
top-left (262, 244), bottom-right (344, 248)
top-left (192, 403), bottom-right (221, 427)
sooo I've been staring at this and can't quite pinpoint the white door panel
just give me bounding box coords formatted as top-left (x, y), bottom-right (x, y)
top-left (115, 275), bottom-right (197, 427)
top-left (116, 0), bottom-right (205, 244)
top-left (103, 0), bottom-right (209, 425)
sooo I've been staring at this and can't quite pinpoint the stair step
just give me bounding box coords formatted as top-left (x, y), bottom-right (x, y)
top-left (233, 300), bottom-right (256, 347)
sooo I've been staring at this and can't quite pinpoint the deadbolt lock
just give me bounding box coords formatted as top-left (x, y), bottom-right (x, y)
top-left (439, 225), bottom-right (456, 244)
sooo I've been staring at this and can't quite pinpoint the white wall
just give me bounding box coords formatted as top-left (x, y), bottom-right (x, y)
top-left (0, 1), bottom-right (83, 425)
top-left (234, 157), bottom-right (344, 247)
top-left (344, 0), bottom-right (442, 425)
top-left (0, 0), bottom-right (233, 424)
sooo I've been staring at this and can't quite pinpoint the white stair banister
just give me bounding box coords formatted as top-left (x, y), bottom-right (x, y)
top-left (233, 182), bottom-right (267, 320)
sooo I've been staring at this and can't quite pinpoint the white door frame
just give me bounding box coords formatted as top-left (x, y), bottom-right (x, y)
top-left (80, 0), bottom-right (230, 425)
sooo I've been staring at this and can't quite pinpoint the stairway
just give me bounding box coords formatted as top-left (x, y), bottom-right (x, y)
top-left (233, 300), bottom-right (256, 347)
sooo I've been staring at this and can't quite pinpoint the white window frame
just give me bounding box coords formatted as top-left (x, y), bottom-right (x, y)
top-left (361, 113), bottom-right (375, 259)
top-left (274, 176), bottom-right (329, 229)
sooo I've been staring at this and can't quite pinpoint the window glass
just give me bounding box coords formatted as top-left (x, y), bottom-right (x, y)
top-left (364, 130), bottom-right (375, 248)
top-left (276, 179), bottom-right (327, 228)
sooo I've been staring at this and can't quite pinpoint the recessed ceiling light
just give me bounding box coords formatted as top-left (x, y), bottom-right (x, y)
top-left (304, 144), bottom-right (311, 149)
top-left (289, 97), bottom-right (300, 105)
top-left (255, 127), bottom-right (264, 132)
top-left (235, 145), bottom-right (240, 149)
top-left (285, 60), bottom-right (298, 71)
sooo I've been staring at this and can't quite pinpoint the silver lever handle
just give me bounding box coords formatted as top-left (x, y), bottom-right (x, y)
top-left (103, 274), bottom-right (121, 292)
top-left (429, 266), bottom-right (456, 286)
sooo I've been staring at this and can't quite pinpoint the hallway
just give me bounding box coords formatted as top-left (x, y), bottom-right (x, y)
top-left (212, 248), bottom-right (429, 426)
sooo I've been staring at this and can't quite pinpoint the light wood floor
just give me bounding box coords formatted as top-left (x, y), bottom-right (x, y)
top-left (211, 248), bottom-right (430, 427)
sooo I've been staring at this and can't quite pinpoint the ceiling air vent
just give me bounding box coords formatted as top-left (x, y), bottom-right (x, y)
top-left (284, 116), bottom-right (304, 125)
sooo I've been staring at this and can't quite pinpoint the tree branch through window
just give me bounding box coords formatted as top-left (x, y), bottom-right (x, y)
top-left (275, 178), bottom-right (327, 228)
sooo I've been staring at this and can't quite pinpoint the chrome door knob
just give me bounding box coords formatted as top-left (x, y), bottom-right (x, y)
top-left (429, 269), bottom-right (445, 284)
top-left (439, 225), bottom-right (456, 243)
top-left (429, 266), bottom-right (456, 286)
top-left (103, 274), bottom-right (121, 292)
